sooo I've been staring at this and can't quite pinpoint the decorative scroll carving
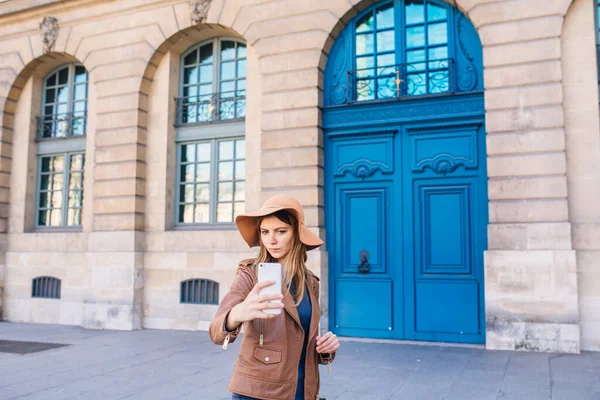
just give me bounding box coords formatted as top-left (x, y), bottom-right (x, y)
top-left (330, 33), bottom-right (348, 105)
top-left (40, 17), bottom-right (59, 54)
top-left (413, 154), bottom-right (474, 175)
top-left (188, 0), bottom-right (211, 25)
top-left (455, 14), bottom-right (478, 92)
top-left (335, 159), bottom-right (392, 179)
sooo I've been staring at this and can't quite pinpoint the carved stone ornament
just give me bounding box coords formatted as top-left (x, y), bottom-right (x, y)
top-left (40, 16), bottom-right (59, 54)
top-left (188, 0), bottom-right (212, 25)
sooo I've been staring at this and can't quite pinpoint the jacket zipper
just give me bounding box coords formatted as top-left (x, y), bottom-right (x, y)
top-left (259, 319), bottom-right (264, 347)
top-left (222, 333), bottom-right (231, 350)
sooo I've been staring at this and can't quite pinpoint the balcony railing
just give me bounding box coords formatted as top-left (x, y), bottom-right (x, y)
top-left (36, 113), bottom-right (87, 139)
top-left (175, 90), bottom-right (246, 126)
top-left (347, 58), bottom-right (455, 104)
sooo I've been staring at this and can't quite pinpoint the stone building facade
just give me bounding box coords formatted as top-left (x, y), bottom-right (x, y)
top-left (0, 0), bottom-right (598, 354)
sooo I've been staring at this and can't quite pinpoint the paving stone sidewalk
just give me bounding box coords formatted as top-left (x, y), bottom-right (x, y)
top-left (0, 322), bottom-right (599, 400)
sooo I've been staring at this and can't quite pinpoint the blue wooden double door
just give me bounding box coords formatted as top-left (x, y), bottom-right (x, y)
top-left (325, 110), bottom-right (488, 344)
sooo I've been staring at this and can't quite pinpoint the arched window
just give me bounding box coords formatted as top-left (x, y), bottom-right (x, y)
top-left (36, 64), bottom-right (88, 228)
top-left (175, 39), bottom-right (246, 226)
top-left (325, 0), bottom-right (482, 106)
top-left (177, 39), bottom-right (246, 124)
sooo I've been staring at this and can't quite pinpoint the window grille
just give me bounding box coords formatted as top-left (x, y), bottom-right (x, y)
top-left (180, 279), bottom-right (219, 305)
top-left (32, 277), bottom-right (61, 299)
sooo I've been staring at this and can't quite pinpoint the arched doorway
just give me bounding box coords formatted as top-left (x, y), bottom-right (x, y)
top-left (323, 0), bottom-right (487, 344)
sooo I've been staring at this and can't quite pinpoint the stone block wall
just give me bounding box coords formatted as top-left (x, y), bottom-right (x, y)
top-left (0, 0), bottom-right (597, 352)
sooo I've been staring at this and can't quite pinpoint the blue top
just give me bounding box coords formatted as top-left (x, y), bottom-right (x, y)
top-left (291, 281), bottom-right (312, 400)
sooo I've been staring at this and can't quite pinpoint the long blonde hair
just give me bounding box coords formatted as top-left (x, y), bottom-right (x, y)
top-left (254, 210), bottom-right (308, 305)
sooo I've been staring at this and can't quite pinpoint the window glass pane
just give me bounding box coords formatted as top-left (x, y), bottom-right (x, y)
top-left (217, 203), bottom-right (233, 223)
top-left (356, 12), bottom-right (374, 32)
top-left (68, 190), bottom-right (82, 207)
top-left (220, 61), bottom-right (235, 81)
top-left (69, 173), bottom-right (82, 190)
top-left (184, 50), bottom-right (198, 66)
top-left (234, 181), bottom-right (245, 201)
top-left (356, 80), bottom-right (375, 101)
top-left (199, 84), bottom-right (212, 95)
top-left (237, 43), bottom-right (247, 58)
top-left (184, 67), bottom-right (198, 85)
top-left (356, 33), bottom-right (374, 55)
top-left (356, 56), bottom-right (375, 77)
top-left (58, 68), bottom-right (69, 85)
top-left (429, 46), bottom-right (448, 61)
top-left (235, 140), bottom-right (245, 159)
top-left (74, 101), bottom-right (86, 114)
top-left (181, 164), bottom-right (195, 182)
top-left (407, 73), bottom-right (427, 95)
top-left (235, 160), bottom-right (245, 180)
top-left (38, 210), bottom-right (48, 226)
top-left (39, 192), bottom-right (49, 208)
top-left (220, 81), bottom-right (235, 94)
top-left (180, 184), bottom-right (195, 203)
top-left (219, 141), bottom-right (234, 160)
top-left (181, 144), bottom-right (196, 163)
top-left (40, 175), bottom-right (50, 191)
top-left (218, 182), bottom-right (233, 201)
top-left (407, 49), bottom-right (426, 72)
top-left (195, 204), bottom-right (210, 223)
top-left (406, 25), bottom-right (425, 48)
top-left (197, 143), bottom-right (211, 162)
top-left (180, 204), bottom-right (193, 223)
top-left (237, 59), bottom-right (247, 79)
top-left (428, 22), bottom-right (447, 46)
top-left (67, 208), bottom-right (81, 226)
top-left (376, 3), bottom-right (394, 29)
top-left (428, 3), bottom-right (447, 21)
top-left (199, 65), bottom-right (213, 83)
top-left (50, 209), bottom-right (62, 226)
top-left (195, 163), bottom-right (210, 182)
top-left (237, 79), bottom-right (247, 94)
top-left (429, 70), bottom-right (449, 93)
top-left (377, 30), bottom-right (395, 53)
top-left (200, 44), bottom-right (214, 64)
top-left (234, 202), bottom-right (245, 219)
top-left (57, 104), bottom-right (69, 116)
top-left (377, 54), bottom-right (395, 69)
top-left (377, 77), bottom-right (396, 99)
top-left (51, 191), bottom-right (63, 208)
top-left (221, 41), bottom-right (236, 61)
top-left (74, 66), bottom-right (87, 83)
top-left (53, 156), bottom-right (64, 172)
top-left (196, 184), bottom-right (210, 203)
top-left (73, 84), bottom-right (87, 101)
top-left (47, 73), bottom-right (57, 87)
top-left (183, 85), bottom-right (198, 99)
top-left (218, 161), bottom-right (233, 180)
top-left (57, 87), bottom-right (69, 104)
top-left (41, 157), bottom-right (51, 173)
top-left (406, 0), bottom-right (425, 24)
top-left (45, 88), bottom-right (56, 104)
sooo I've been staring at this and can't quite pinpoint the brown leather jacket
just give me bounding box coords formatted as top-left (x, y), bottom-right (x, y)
top-left (209, 259), bottom-right (336, 400)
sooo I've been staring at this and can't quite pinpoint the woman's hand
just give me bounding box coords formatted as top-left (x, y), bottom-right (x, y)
top-left (226, 280), bottom-right (284, 330)
top-left (316, 331), bottom-right (340, 354)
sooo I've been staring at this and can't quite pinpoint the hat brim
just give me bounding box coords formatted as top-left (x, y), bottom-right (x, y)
top-left (235, 206), bottom-right (324, 251)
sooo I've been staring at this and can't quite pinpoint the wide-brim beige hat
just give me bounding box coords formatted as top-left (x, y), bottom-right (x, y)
top-left (235, 194), bottom-right (324, 250)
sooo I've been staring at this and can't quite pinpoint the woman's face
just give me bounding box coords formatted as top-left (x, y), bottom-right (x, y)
top-left (260, 215), bottom-right (294, 261)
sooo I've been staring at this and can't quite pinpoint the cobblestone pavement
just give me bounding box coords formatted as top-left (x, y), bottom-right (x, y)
top-left (0, 322), bottom-right (599, 400)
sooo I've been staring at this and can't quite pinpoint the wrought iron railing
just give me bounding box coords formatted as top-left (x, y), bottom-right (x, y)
top-left (347, 58), bottom-right (455, 103)
top-left (175, 90), bottom-right (246, 126)
top-left (36, 113), bottom-right (87, 139)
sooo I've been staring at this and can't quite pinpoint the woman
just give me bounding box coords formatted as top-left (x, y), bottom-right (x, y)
top-left (209, 194), bottom-right (340, 400)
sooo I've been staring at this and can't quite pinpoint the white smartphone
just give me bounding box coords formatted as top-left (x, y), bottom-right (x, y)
top-left (257, 262), bottom-right (283, 315)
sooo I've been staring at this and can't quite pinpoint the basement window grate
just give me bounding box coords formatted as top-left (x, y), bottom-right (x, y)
top-left (32, 276), bottom-right (61, 299)
top-left (180, 279), bottom-right (219, 305)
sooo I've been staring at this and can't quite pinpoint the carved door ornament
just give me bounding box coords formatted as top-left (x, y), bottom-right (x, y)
top-left (188, 0), bottom-right (212, 25)
top-left (40, 17), bottom-right (59, 54)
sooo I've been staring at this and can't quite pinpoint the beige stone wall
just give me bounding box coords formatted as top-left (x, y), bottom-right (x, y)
top-left (0, 0), bottom-right (597, 352)
top-left (563, 0), bottom-right (600, 352)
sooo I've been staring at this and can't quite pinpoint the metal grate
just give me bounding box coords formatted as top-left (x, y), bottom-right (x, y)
top-left (32, 276), bottom-right (61, 299)
top-left (180, 279), bottom-right (219, 305)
